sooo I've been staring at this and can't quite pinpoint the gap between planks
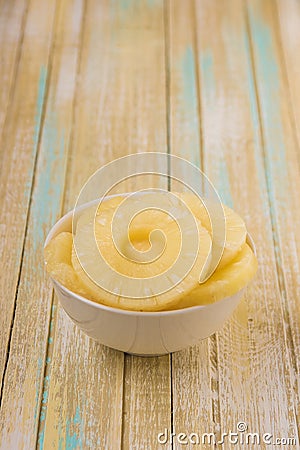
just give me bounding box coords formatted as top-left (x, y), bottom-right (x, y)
top-left (245, 0), bottom-right (299, 392)
top-left (244, 0), bottom-right (299, 434)
top-left (0, 0), bottom-right (58, 408)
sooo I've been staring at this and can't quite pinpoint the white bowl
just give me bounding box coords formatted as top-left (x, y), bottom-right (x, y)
top-left (44, 199), bottom-right (256, 356)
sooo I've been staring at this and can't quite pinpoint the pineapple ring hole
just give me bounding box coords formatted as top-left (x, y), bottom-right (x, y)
top-left (129, 228), bottom-right (152, 252)
top-left (121, 227), bottom-right (166, 264)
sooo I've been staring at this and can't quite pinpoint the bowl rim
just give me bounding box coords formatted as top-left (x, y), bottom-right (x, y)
top-left (45, 194), bottom-right (256, 317)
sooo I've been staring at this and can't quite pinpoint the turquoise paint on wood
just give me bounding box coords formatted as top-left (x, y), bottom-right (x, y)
top-left (34, 357), bottom-right (44, 421)
top-left (179, 45), bottom-right (201, 168)
top-left (21, 65), bottom-right (47, 224)
top-left (37, 375), bottom-right (50, 449)
top-left (73, 406), bottom-right (82, 425)
top-left (247, 5), bottom-right (289, 207)
top-left (242, 28), bottom-right (273, 219)
top-left (33, 66), bottom-right (48, 149)
top-left (31, 112), bottom-right (66, 254)
top-left (58, 422), bottom-right (64, 450)
top-left (200, 50), bottom-right (215, 96)
top-left (38, 430), bottom-right (45, 450)
top-left (49, 304), bottom-right (56, 333)
top-left (247, 5), bottom-right (291, 279)
top-left (199, 49), bottom-right (234, 206)
top-left (118, 0), bottom-right (160, 11)
top-left (182, 46), bottom-right (198, 112)
top-left (65, 406), bottom-right (84, 450)
top-left (31, 67), bottom-right (68, 449)
top-left (218, 160), bottom-right (233, 208)
top-left (146, 0), bottom-right (159, 6)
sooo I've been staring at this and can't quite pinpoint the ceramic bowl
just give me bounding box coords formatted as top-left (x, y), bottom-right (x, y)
top-left (44, 199), bottom-right (256, 356)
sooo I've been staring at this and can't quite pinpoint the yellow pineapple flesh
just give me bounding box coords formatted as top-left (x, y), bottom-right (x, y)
top-left (44, 232), bottom-right (96, 300)
top-left (72, 194), bottom-right (212, 311)
top-left (177, 192), bottom-right (247, 269)
top-left (171, 243), bottom-right (258, 309)
top-left (44, 193), bottom-right (257, 312)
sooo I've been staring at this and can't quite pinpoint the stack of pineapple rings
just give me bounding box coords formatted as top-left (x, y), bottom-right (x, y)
top-left (44, 191), bottom-right (257, 312)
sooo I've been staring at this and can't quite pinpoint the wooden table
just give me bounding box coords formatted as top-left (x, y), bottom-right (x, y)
top-left (1, 0), bottom-right (299, 448)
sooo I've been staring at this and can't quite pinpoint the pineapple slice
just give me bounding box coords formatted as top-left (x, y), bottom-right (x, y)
top-left (44, 231), bottom-right (73, 268)
top-left (172, 243), bottom-right (258, 309)
top-left (72, 194), bottom-right (212, 311)
top-left (178, 192), bottom-right (247, 269)
top-left (44, 232), bottom-right (95, 299)
top-left (74, 195), bottom-right (125, 233)
top-left (44, 195), bottom-right (257, 313)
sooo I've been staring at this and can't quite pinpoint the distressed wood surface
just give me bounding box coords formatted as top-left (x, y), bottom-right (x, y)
top-left (0, 0), bottom-right (57, 435)
top-left (167, 1), bottom-right (217, 446)
top-left (0, 0), bottom-right (299, 449)
top-left (196, 1), bottom-right (299, 448)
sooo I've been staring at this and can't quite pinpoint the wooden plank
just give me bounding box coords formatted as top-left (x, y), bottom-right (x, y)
top-left (192, 0), bottom-right (298, 445)
top-left (2, 1), bottom-right (298, 448)
top-left (40, 1), bottom-right (171, 449)
top-left (167, 0), bottom-right (217, 445)
top-left (0, 0), bottom-right (83, 448)
top-left (0, 0), bottom-right (56, 400)
top-left (247, 0), bottom-right (300, 428)
top-left (168, 0), bottom-right (201, 167)
top-left (37, 1), bottom-right (124, 448)
top-left (276, 0), bottom-right (300, 165)
top-left (122, 356), bottom-right (171, 449)
top-left (119, 1), bottom-right (171, 446)
top-left (0, 0), bottom-right (28, 137)
top-left (275, 1), bottom-right (300, 380)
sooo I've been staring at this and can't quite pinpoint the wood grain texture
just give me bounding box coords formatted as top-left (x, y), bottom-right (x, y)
top-left (40, 1), bottom-right (171, 449)
top-left (196, 0), bottom-right (299, 446)
top-left (0, 0), bottom-right (56, 411)
top-left (0, 0), bottom-right (28, 137)
top-left (0, 0), bottom-right (299, 448)
top-left (276, 6), bottom-right (300, 407)
top-left (37, 2), bottom-right (125, 449)
top-left (247, 0), bottom-right (300, 429)
top-left (0, 0), bottom-right (81, 448)
top-left (167, 1), bottom-right (218, 447)
top-left (276, 0), bottom-right (300, 167)
top-left (122, 355), bottom-right (171, 450)
top-left (103, 2), bottom-right (172, 448)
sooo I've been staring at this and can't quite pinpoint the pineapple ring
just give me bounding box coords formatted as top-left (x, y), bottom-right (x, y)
top-left (44, 232), bottom-right (96, 300)
top-left (44, 232), bottom-right (257, 311)
top-left (171, 243), bottom-right (258, 309)
top-left (177, 192), bottom-right (247, 269)
top-left (73, 195), bottom-right (125, 233)
top-left (44, 195), bottom-right (257, 312)
top-left (72, 192), bottom-right (213, 311)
